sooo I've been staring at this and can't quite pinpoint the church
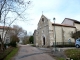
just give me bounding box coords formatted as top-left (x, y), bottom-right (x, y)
top-left (33, 15), bottom-right (80, 47)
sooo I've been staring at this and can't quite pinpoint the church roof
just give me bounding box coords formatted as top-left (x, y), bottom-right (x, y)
top-left (41, 14), bottom-right (49, 20)
top-left (64, 18), bottom-right (80, 24)
top-left (52, 23), bottom-right (76, 28)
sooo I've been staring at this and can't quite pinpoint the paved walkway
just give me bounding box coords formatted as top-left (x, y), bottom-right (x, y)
top-left (12, 45), bottom-right (55, 60)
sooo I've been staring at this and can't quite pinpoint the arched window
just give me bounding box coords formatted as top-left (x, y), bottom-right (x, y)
top-left (42, 18), bottom-right (44, 22)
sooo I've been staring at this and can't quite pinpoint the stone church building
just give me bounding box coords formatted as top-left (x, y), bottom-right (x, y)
top-left (33, 15), bottom-right (80, 47)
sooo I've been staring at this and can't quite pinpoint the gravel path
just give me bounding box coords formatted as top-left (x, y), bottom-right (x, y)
top-left (12, 45), bottom-right (55, 60)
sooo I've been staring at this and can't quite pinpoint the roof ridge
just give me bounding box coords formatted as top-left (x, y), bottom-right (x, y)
top-left (65, 18), bottom-right (80, 22)
top-left (41, 14), bottom-right (49, 20)
top-left (52, 23), bottom-right (75, 28)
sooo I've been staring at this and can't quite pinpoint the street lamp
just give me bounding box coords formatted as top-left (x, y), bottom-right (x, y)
top-left (53, 17), bottom-right (56, 51)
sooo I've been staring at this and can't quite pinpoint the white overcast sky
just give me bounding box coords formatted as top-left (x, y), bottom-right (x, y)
top-left (12, 0), bottom-right (80, 35)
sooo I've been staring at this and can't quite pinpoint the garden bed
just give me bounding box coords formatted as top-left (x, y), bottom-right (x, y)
top-left (0, 47), bottom-right (18, 60)
top-left (4, 47), bottom-right (19, 60)
top-left (0, 47), bottom-right (14, 60)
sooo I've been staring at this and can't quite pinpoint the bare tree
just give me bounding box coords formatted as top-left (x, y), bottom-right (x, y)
top-left (13, 25), bottom-right (27, 37)
top-left (22, 36), bottom-right (30, 45)
top-left (13, 25), bottom-right (28, 44)
top-left (0, 0), bottom-right (31, 50)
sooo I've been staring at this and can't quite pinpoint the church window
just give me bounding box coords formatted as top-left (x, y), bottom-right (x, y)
top-left (42, 18), bottom-right (44, 22)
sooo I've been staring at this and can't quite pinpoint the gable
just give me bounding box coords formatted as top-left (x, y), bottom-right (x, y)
top-left (61, 18), bottom-right (74, 26)
top-left (37, 15), bottom-right (49, 29)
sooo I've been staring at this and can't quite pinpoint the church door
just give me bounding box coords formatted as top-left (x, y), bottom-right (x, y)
top-left (43, 37), bottom-right (45, 45)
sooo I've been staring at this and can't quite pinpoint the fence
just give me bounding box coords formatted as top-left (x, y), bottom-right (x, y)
top-left (53, 42), bottom-right (75, 47)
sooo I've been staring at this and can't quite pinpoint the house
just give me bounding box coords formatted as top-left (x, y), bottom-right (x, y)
top-left (33, 15), bottom-right (80, 47)
top-left (0, 26), bottom-right (14, 44)
top-left (62, 18), bottom-right (80, 31)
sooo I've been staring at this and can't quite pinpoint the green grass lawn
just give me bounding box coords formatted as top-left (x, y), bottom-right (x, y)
top-left (65, 49), bottom-right (80, 60)
top-left (0, 47), bottom-right (13, 60)
top-left (53, 49), bottom-right (80, 60)
top-left (56, 57), bottom-right (65, 60)
top-left (4, 47), bottom-right (19, 60)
